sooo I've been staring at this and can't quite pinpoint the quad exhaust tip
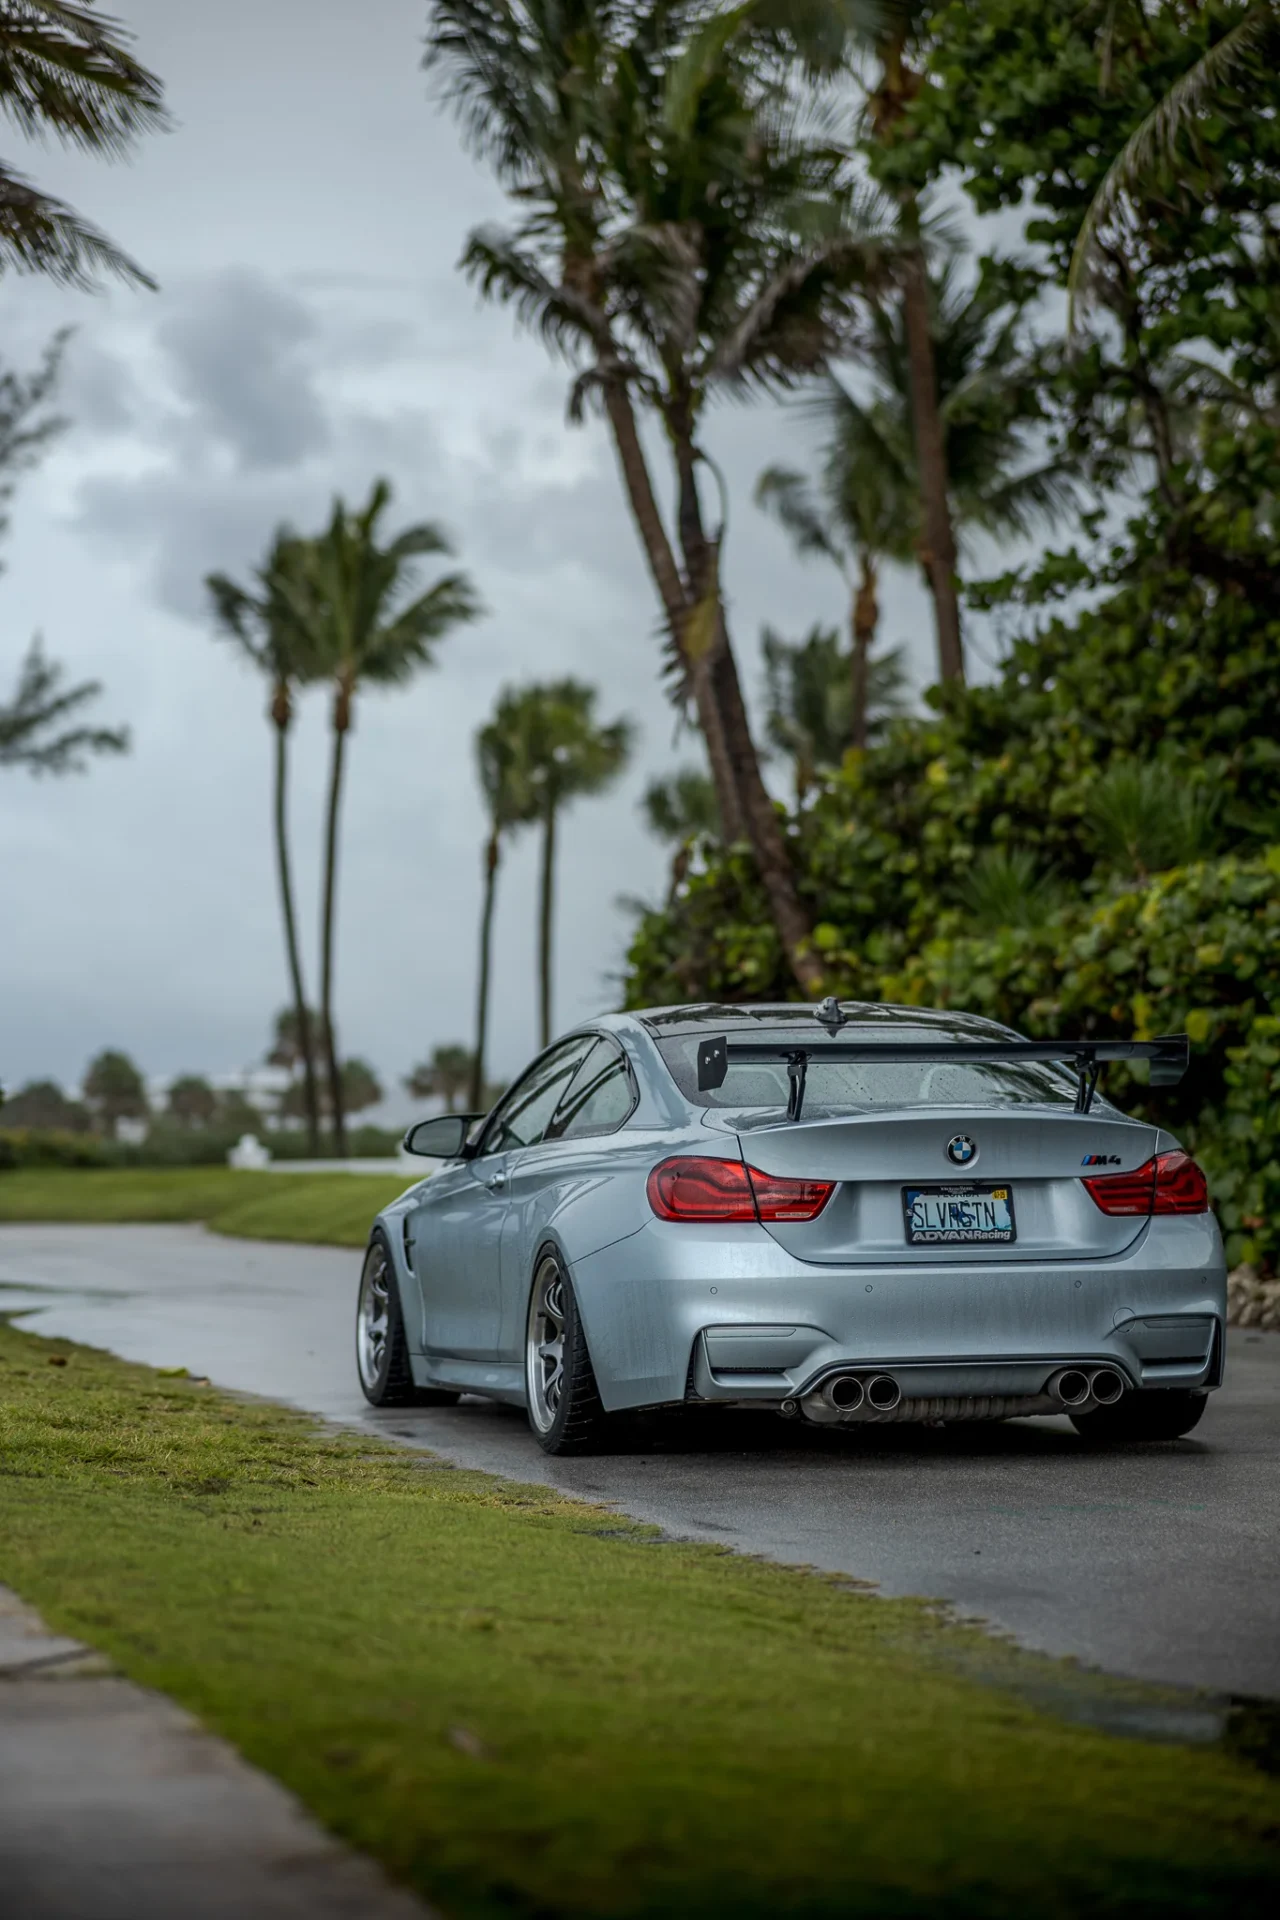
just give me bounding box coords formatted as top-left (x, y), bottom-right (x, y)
top-left (1090, 1366), bottom-right (1126, 1406)
top-left (824, 1374), bottom-right (865, 1412)
top-left (1052, 1368), bottom-right (1092, 1408)
top-left (866, 1373), bottom-right (902, 1411)
top-left (821, 1372), bottom-right (903, 1413)
top-left (1050, 1365), bottom-right (1127, 1408)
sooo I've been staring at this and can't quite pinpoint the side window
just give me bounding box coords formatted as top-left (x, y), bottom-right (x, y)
top-left (477, 1038), bottom-right (595, 1155)
top-left (548, 1038), bottom-right (637, 1141)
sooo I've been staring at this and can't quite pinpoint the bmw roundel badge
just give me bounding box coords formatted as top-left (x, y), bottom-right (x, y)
top-left (946, 1134), bottom-right (977, 1167)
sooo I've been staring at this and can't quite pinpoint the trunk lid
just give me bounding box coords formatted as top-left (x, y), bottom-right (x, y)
top-left (720, 1107), bottom-right (1158, 1264)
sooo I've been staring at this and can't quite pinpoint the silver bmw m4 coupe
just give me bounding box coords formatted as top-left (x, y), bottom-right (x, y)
top-left (356, 1000), bottom-right (1225, 1455)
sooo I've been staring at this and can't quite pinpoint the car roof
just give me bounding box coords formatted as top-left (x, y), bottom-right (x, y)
top-left (626, 1002), bottom-right (1025, 1043)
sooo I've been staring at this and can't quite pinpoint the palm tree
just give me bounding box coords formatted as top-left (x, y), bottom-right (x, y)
top-left (470, 700), bottom-right (538, 1108)
top-left (0, 1), bottom-right (166, 289)
top-left (762, 0), bottom-right (969, 679)
top-left (762, 623), bottom-right (907, 803)
top-left (641, 763), bottom-right (721, 902)
top-left (426, 0), bottom-right (883, 995)
top-left (857, 6), bottom-right (968, 682)
top-left (494, 679), bottom-right (632, 1048)
top-left (289, 480), bottom-right (482, 1155)
top-left (757, 429), bottom-right (915, 752)
top-left (851, 257), bottom-right (1074, 549)
top-left (405, 1044), bottom-right (476, 1113)
top-left (206, 535), bottom-right (323, 1154)
top-left (641, 767), bottom-right (720, 845)
top-left (761, 257), bottom-right (1070, 712)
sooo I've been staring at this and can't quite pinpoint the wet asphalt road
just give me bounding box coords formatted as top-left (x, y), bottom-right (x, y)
top-left (2, 1222), bottom-right (1277, 1699)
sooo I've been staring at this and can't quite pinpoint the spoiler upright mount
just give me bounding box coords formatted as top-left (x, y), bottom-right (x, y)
top-left (694, 1031), bottom-right (1190, 1124)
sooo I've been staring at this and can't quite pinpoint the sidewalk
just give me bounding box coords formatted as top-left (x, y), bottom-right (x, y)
top-left (0, 1584), bottom-right (434, 1920)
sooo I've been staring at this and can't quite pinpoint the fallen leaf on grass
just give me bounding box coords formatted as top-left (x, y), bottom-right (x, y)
top-left (448, 1725), bottom-right (489, 1760)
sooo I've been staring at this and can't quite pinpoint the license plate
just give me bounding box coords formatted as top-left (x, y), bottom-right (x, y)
top-left (903, 1183), bottom-right (1016, 1245)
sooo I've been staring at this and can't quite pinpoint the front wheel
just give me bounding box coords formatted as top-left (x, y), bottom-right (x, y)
top-left (1070, 1389), bottom-right (1207, 1443)
top-left (356, 1232), bottom-right (460, 1408)
top-left (524, 1250), bottom-right (614, 1455)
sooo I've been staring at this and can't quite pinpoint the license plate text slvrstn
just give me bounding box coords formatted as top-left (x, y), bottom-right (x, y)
top-left (903, 1184), bottom-right (1016, 1245)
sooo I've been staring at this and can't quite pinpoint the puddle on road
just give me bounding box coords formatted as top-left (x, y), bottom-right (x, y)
top-left (932, 1637), bottom-right (1280, 1776)
top-left (1, 1284), bottom-right (127, 1318)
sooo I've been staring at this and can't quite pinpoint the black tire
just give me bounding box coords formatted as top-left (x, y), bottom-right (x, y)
top-left (1070, 1389), bottom-right (1208, 1443)
top-left (356, 1231), bottom-right (461, 1409)
top-left (524, 1249), bottom-right (616, 1455)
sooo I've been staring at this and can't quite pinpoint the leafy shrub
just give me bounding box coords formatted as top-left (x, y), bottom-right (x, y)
top-left (1196, 1018), bottom-right (1280, 1273)
top-left (627, 848), bottom-right (1280, 1272)
top-left (0, 1129), bottom-right (110, 1170)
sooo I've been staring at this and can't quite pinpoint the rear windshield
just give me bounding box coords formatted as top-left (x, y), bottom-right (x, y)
top-left (655, 1031), bottom-right (1079, 1113)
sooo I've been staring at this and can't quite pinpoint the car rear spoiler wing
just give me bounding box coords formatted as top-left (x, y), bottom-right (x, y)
top-left (695, 1033), bottom-right (1190, 1123)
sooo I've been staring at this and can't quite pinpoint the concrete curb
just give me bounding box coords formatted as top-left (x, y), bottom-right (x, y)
top-left (0, 1585), bottom-right (436, 1920)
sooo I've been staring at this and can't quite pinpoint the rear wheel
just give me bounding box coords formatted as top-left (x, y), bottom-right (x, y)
top-left (356, 1232), bottom-right (460, 1408)
top-left (1070, 1389), bottom-right (1207, 1443)
top-left (524, 1250), bottom-right (614, 1455)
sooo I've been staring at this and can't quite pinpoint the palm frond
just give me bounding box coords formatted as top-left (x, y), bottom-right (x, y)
top-left (959, 847), bottom-right (1065, 932)
top-left (708, 231), bottom-right (884, 388)
top-left (461, 224), bottom-right (611, 353)
top-left (640, 764), bottom-right (720, 842)
top-left (755, 464), bottom-right (844, 567)
top-left (662, 2), bottom-right (753, 140)
top-left (0, 327), bottom-right (68, 538)
top-left (958, 458), bottom-right (1079, 542)
top-left (365, 572), bottom-right (485, 681)
top-left (1069, 1), bottom-right (1276, 319)
top-left (0, 1), bottom-right (166, 152)
top-left (0, 160), bottom-right (153, 287)
top-left (0, 633), bottom-right (129, 773)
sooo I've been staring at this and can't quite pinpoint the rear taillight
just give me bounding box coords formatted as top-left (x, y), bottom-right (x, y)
top-left (646, 1157), bottom-right (756, 1221)
top-left (1150, 1150), bottom-right (1211, 1213)
top-left (748, 1167), bottom-right (837, 1221)
top-left (1083, 1151), bottom-right (1209, 1217)
top-left (646, 1156), bottom-right (834, 1223)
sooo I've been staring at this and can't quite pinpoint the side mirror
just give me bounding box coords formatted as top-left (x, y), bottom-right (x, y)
top-left (402, 1113), bottom-right (484, 1159)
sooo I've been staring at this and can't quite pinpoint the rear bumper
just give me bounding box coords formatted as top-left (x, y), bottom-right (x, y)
top-left (570, 1214), bottom-right (1227, 1413)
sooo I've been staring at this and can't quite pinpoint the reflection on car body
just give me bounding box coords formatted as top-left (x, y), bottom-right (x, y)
top-left (355, 1001), bottom-right (1225, 1455)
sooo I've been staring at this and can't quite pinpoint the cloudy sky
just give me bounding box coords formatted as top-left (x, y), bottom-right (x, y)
top-left (2, 0), bottom-right (943, 1114)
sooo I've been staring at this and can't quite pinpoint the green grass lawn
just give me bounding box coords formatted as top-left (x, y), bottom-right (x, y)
top-left (0, 1167), bottom-right (410, 1246)
top-left (0, 1321), bottom-right (1277, 1919)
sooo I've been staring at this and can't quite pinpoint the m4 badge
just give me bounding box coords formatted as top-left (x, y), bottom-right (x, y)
top-left (1081, 1153), bottom-right (1123, 1167)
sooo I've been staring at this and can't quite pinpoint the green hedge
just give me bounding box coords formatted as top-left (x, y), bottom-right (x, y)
top-left (0, 1123), bottom-right (405, 1171)
top-left (627, 848), bottom-right (1280, 1271)
top-left (1210, 1017), bottom-right (1280, 1272)
top-left (0, 1128), bottom-right (109, 1170)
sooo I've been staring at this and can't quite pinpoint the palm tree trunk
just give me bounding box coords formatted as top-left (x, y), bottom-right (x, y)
top-left (871, 41), bottom-right (963, 687)
top-left (271, 701), bottom-right (320, 1155)
top-left (320, 678), bottom-right (351, 1157)
top-left (470, 827), bottom-right (500, 1110)
top-left (672, 422), bottom-right (823, 997)
top-left (601, 379), bottom-right (745, 844)
top-left (708, 630), bottom-right (824, 995)
top-left (850, 555), bottom-right (879, 752)
top-left (900, 245), bottom-right (963, 684)
top-left (538, 795), bottom-right (556, 1050)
